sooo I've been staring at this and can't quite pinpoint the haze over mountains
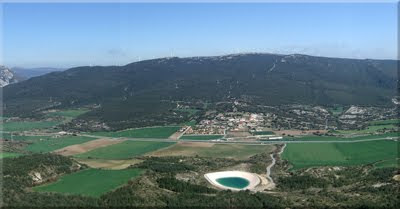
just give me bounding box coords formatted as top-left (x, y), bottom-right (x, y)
top-left (2, 53), bottom-right (398, 129)
top-left (11, 67), bottom-right (65, 79)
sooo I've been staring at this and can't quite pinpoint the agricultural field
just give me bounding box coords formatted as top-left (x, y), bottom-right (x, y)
top-left (33, 168), bottom-right (143, 197)
top-left (373, 158), bottom-right (399, 168)
top-left (0, 121), bottom-right (61, 132)
top-left (282, 140), bottom-right (399, 170)
top-left (1, 133), bottom-right (51, 141)
top-left (0, 152), bottom-right (22, 158)
top-left (75, 141), bottom-right (175, 159)
top-left (148, 142), bottom-right (275, 160)
top-left (289, 132), bottom-right (398, 141)
top-left (25, 136), bottom-right (96, 153)
top-left (180, 135), bottom-right (223, 140)
top-left (90, 126), bottom-right (181, 138)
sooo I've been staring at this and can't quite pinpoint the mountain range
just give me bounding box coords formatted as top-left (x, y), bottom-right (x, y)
top-left (2, 53), bottom-right (398, 129)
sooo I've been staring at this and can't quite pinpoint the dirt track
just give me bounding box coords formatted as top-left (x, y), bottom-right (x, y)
top-left (53, 138), bottom-right (124, 156)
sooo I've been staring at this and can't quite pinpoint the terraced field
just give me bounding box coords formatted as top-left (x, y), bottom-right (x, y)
top-left (91, 126), bottom-right (181, 138)
top-left (282, 140), bottom-right (399, 170)
top-left (75, 141), bottom-right (175, 159)
top-left (25, 136), bottom-right (96, 153)
top-left (33, 168), bottom-right (143, 197)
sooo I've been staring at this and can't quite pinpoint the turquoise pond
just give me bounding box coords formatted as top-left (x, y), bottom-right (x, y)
top-left (216, 177), bottom-right (250, 189)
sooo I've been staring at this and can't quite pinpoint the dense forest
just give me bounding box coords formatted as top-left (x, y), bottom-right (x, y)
top-left (2, 53), bottom-right (397, 129)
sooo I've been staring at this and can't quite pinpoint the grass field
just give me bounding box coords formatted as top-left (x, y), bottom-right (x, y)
top-left (33, 168), bottom-right (143, 197)
top-left (47, 109), bottom-right (88, 118)
top-left (1, 133), bottom-right (52, 141)
top-left (148, 143), bottom-right (274, 160)
top-left (374, 158), bottom-right (399, 168)
top-left (75, 141), bottom-right (175, 159)
top-left (180, 135), bottom-right (223, 140)
top-left (91, 126), bottom-right (181, 138)
top-left (25, 136), bottom-right (95, 153)
top-left (290, 132), bottom-right (398, 141)
top-left (0, 152), bottom-right (22, 158)
top-left (1, 121), bottom-right (61, 132)
top-left (282, 140), bottom-right (399, 170)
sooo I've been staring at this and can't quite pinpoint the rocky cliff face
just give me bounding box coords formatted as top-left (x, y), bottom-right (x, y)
top-left (0, 66), bottom-right (18, 87)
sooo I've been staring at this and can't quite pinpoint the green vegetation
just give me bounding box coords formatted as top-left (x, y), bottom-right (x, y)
top-left (369, 119), bottom-right (400, 126)
top-left (75, 141), bottom-right (175, 159)
top-left (33, 168), bottom-right (143, 197)
top-left (157, 176), bottom-right (216, 193)
top-left (291, 132), bottom-right (398, 141)
top-left (329, 106), bottom-right (344, 115)
top-left (282, 140), bottom-right (399, 169)
top-left (1, 133), bottom-right (51, 141)
top-left (175, 108), bottom-right (199, 116)
top-left (91, 126), bottom-right (180, 138)
top-left (25, 136), bottom-right (95, 153)
top-left (252, 131), bottom-right (275, 135)
top-left (374, 158), bottom-right (399, 168)
top-left (180, 135), bottom-right (223, 140)
top-left (1, 121), bottom-right (61, 132)
top-left (0, 152), bottom-right (22, 158)
top-left (47, 109), bottom-right (88, 118)
top-left (337, 124), bottom-right (397, 134)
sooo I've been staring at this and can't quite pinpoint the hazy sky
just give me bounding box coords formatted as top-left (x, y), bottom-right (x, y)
top-left (3, 2), bottom-right (397, 68)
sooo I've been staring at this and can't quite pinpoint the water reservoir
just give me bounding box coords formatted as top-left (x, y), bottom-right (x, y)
top-left (216, 177), bottom-right (250, 189)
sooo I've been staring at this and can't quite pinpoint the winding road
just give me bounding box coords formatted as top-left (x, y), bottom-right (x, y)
top-left (265, 144), bottom-right (286, 187)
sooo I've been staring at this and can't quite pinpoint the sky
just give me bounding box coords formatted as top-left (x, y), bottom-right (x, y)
top-left (2, 2), bottom-right (398, 68)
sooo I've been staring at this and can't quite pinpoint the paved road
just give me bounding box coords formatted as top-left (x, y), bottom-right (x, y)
top-left (79, 134), bottom-right (397, 146)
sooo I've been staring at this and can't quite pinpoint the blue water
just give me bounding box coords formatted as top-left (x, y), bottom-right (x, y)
top-left (216, 177), bottom-right (250, 189)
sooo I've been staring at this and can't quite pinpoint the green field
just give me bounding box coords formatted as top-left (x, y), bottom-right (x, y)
top-left (180, 135), bottom-right (223, 140)
top-left (282, 140), bottom-right (399, 170)
top-left (47, 109), bottom-right (88, 118)
top-left (33, 168), bottom-right (143, 197)
top-left (75, 141), bottom-right (175, 159)
top-left (1, 121), bottom-right (61, 132)
top-left (374, 158), bottom-right (399, 168)
top-left (91, 126), bottom-right (181, 138)
top-left (25, 136), bottom-right (95, 153)
top-left (1, 133), bottom-right (52, 141)
top-left (290, 132), bottom-right (398, 142)
top-left (0, 152), bottom-right (22, 158)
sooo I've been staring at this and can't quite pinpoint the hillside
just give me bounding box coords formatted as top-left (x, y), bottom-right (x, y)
top-left (0, 66), bottom-right (20, 87)
top-left (2, 53), bottom-right (397, 129)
